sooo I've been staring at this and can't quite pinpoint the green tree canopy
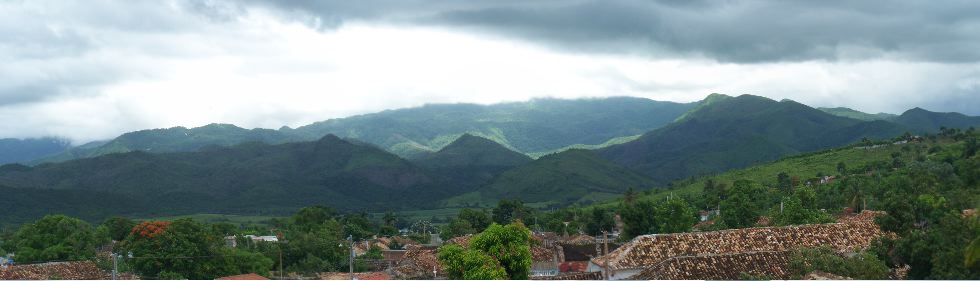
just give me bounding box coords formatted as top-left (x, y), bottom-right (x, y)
top-left (100, 216), bottom-right (136, 242)
top-left (491, 200), bottom-right (533, 226)
top-left (120, 219), bottom-right (273, 279)
top-left (5, 215), bottom-right (100, 263)
top-left (458, 208), bottom-right (491, 231)
top-left (720, 180), bottom-right (768, 228)
top-left (439, 222), bottom-right (532, 280)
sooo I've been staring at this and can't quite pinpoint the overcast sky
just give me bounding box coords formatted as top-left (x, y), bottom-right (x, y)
top-left (2, 0), bottom-right (980, 143)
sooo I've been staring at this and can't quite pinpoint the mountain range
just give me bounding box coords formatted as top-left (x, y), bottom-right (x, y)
top-left (14, 97), bottom-right (696, 165)
top-left (2, 94), bottom-right (979, 223)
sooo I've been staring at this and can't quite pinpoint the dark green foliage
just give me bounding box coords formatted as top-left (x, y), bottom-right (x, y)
top-left (787, 246), bottom-right (889, 279)
top-left (771, 188), bottom-right (834, 226)
top-left (0, 185), bottom-right (144, 225)
top-left (441, 208), bottom-right (492, 240)
top-left (120, 218), bottom-right (274, 279)
top-left (720, 180), bottom-right (769, 228)
top-left (340, 213), bottom-right (377, 240)
top-left (600, 94), bottom-right (907, 184)
top-left (458, 209), bottom-right (491, 231)
top-left (451, 149), bottom-right (655, 207)
top-left (892, 107), bottom-right (980, 133)
top-left (438, 244), bottom-right (507, 280)
top-left (818, 107), bottom-right (897, 121)
top-left (293, 97), bottom-right (696, 158)
top-left (0, 136), bottom-right (455, 220)
top-left (440, 219), bottom-right (476, 241)
top-left (468, 223), bottom-right (533, 280)
top-left (101, 217), bottom-right (136, 241)
top-left (585, 208), bottom-right (615, 235)
top-left (620, 198), bottom-right (697, 239)
top-left (491, 200), bottom-right (534, 226)
top-left (38, 97), bottom-right (694, 164)
top-left (414, 134), bottom-right (531, 189)
top-left (3, 215), bottom-right (99, 263)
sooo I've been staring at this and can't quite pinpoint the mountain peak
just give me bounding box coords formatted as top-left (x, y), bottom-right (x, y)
top-left (419, 134), bottom-right (530, 168)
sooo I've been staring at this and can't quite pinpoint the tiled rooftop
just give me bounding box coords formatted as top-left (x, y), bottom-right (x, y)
top-left (0, 261), bottom-right (109, 280)
top-left (632, 251), bottom-right (792, 280)
top-left (592, 210), bottom-right (887, 270)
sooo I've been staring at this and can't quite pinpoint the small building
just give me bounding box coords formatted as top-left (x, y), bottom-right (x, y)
top-left (225, 235), bottom-right (279, 247)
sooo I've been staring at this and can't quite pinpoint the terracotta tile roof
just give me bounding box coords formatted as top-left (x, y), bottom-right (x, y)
top-left (445, 234), bottom-right (473, 247)
top-left (532, 244), bottom-right (562, 262)
top-left (389, 245), bottom-right (441, 279)
top-left (0, 261), bottom-right (109, 280)
top-left (381, 250), bottom-right (406, 262)
top-left (215, 273), bottom-right (269, 280)
top-left (593, 210), bottom-right (887, 270)
top-left (559, 261), bottom-right (589, 273)
top-left (531, 271), bottom-right (602, 280)
top-left (632, 251), bottom-right (792, 280)
top-left (558, 234), bottom-right (596, 245)
top-left (319, 271), bottom-right (391, 280)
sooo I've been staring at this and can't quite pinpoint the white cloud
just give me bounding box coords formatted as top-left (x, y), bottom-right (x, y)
top-left (1, 1), bottom-right (978, 144)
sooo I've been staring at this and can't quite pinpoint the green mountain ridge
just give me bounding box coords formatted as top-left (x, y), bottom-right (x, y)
top-left (29, 97), bottom-right (696, 164)
top-left (0, 135), bottom-right (454, 219)
top-left (413, 134), bottom-right (532, 189)
top-left (598, 95), bottom-right (907, 184)
top-left (818, 107), bottom-right (897, 121)
top-left (891, 107), bottom-right (980, 133)
top-left (442, 149), bottom-right (655, 208)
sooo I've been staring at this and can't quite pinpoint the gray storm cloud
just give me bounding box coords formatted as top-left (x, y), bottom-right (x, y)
top-left (250, 0), bottom-right (980, 63)
top-left (0, 0), bottom-right (979, 143)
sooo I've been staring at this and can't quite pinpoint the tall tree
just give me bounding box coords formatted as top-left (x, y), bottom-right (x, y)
top-left (101, 216), bottom-right (137, 242)
top-left (492, 200), bottom-right (532, 226)
top-left (458, 209), bottom-right (491, 231)
top-left (5, 215), bottom-right (99, 263)
top-left (658, 198), bottom-right (697, 233)
top-left (720, 180), bottom-right (767, 228)
top-left (469, 223), bottom-right (533, 280)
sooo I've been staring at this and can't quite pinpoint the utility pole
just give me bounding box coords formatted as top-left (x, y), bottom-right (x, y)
top-left (111, 253), bottom-right (118, 280)
top-left (348, 235), bottom-right (355, 280)
top-left (602, 231), bottom-right (608, 256)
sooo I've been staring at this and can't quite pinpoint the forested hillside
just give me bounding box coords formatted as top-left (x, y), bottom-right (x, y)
top-left (0, 135), bottom-right (452, 221)
top-left (599, 94), bottom-right (907, 184)
top-left (818, 107), bottom-right (897, 121)
top-left (31, 97), bottom-right (696, 164)
top-left (891, 107), bottom-right (980, 133)
top-left (443, 149), bottom-right (655, 208)
top-left (413, 134), bottom-right (532, 189)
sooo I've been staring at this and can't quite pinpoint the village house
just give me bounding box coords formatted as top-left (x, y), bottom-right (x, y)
top-left (223, 235), bottom-right (278, 247)
top-left (588, 211), bottom-right (888, 280)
